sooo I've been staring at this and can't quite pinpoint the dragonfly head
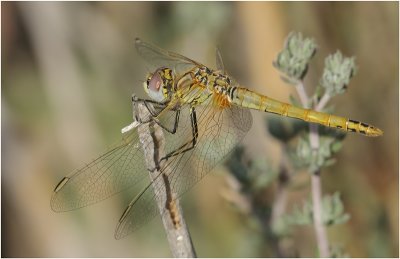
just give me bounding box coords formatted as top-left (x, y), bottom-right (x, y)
top-left (144, 67), bottom-right (174, 102)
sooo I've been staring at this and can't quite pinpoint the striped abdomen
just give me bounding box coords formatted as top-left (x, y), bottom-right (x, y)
top-left (230, 87), bottom-right (383, 137)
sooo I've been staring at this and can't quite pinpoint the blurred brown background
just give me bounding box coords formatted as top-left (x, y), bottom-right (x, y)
top-left (2, 2), bottom-right (398, 257)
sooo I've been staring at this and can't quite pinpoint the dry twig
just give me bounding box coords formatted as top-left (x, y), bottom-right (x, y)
top-left (134, 102), bottom-right (197, 258)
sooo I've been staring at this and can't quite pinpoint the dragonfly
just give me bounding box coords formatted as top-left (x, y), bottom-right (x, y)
top-left (51, 38), bottom-right (383, 239)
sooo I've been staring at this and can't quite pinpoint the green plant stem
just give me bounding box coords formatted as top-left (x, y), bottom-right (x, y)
top-left (310, 167), bottom-right (328, 257)
top-left (315, 93), bottom-right (331, 112)
top-left (294, 81), bottom-right (310, 108)
top-left (270, 145), bottom-right (291, 256)
top-left (295, 81), bottom-right (332, 257)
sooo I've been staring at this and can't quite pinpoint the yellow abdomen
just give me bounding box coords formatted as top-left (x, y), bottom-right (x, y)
top-left (231, 87), bottom-right (383, 137)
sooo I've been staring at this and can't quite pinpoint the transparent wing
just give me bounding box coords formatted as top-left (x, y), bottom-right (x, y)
top-left (135, 38), bottom-right (201, 75)
top-left (215, 47), bottom-right (225, 72)
top-left (50, 130), bottom-right (149, 212)
top-left (215, 48), bottom-right (240, 87)
top-left (115, 97), bottom-right (253, 239)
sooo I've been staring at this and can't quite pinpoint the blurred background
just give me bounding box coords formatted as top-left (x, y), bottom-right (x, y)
top-left (2, 2), bottom-right (398, 257)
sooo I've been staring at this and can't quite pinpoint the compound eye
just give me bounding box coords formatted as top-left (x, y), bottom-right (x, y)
top-left (148, 72), bottom-right (162, 92)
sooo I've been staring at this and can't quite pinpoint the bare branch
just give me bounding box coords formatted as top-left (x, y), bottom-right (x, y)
top-left (134, 102), bottom-right (197, 258)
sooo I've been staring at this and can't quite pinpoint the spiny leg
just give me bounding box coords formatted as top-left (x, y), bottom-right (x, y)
top-left (160, 107), bottom-right (198, 163)
top-left (132, 95), bottom-right (180, 134)
top-left (132, 95), bottom-right (166, 118)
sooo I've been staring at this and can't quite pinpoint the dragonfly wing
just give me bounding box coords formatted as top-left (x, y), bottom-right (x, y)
top-left (115, 98), bottom-right (253, 238)
top-left (135, 38), bottom-right (201, 74)
top-left (214, 48), bottom-right (241, 87)
top-left (215, 47), bottom-right (225, 72)
top-left (114, 174), bottom-right (167, 239)
top-left (51, 129), bottom-right (150, 212)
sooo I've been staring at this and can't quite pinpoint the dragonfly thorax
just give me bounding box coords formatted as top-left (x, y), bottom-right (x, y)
top-left (144, 67), bottom-right (174, 102)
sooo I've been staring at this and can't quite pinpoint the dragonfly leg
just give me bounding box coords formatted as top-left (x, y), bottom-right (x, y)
top-left (160, 107), bottom-right (198, 162)
top-left (132, 95), bottom-right (166, 118)
top-left (132, 95), bottom-right (180, 134)
top-left (153, 110), bottom-right (180, 134)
